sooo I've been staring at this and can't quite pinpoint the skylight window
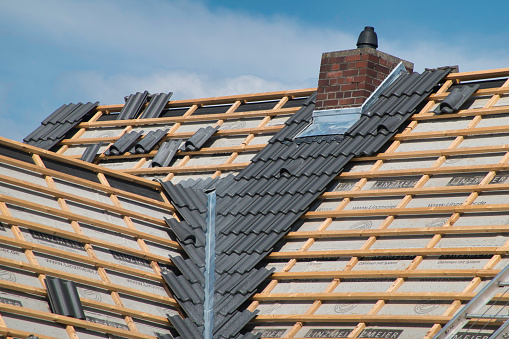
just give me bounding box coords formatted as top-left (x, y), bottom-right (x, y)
top-left (297, 109), bottom-right (361, 138)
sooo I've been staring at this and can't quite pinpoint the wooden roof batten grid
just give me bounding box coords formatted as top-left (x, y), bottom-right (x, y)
top-left (247, 72), bottom-right (509, 338)
top-left (6, 67), bottom-right (509, 338)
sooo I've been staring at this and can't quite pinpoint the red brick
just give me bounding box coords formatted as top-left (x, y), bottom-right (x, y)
top-left (358, 68), bottom-right (378, 78)
top-left (353, 75), bottom-right (368, 83)
top-left (346, 76), bottom-right (355, 83)
top-left (341, 83), bottom-right (357, 91)
top-left (360, 54), bottom-right (369, 61)
top-left (358, 82), bottom-right (377, 91)
top-left (317, 79), bottom-right (329, 87)
top-left (339, 63), bottom-right (348, 70)
top-left (348, 62), bottom-right (357, 69)
top-left (353, 90), bottom-right (370, 97)
top-left (336, 77), bottom-right (346, 84)
top-left (372, 78), bottom-right (382, 86)
top-left (356, 61), bottom-right (368, 68)
top-left (339, 98), bottom-right (355, 105)
top-left (329, 78), bottom-right (338, 85)
top-left (321, 56), bottom-right (330, 64)
top-left (343, 91), bottom-right (352, 98)
top-left (345, 54), bottom-right (361, 62)
top-left (354, 97), bottom-right (365, 104)
top-left (374, 64), bottom-right (390, 74)
top-left (366, 61), bottom-right (378, 69)
top-left (326, 71), bottom-right (343, 78)
top-left (343, 69), bottom-right (359, 77)
top-left (327, 85), bottom-right (341, 92)
top-left (331, 64), bottom-right (340, 71)
top-left (316, 93), bottom-right (327, 101)
top-left (324, 99), bottom-right (339, 106)
top-left (366, 54), bottom-right (380, 63)
top-left (327, 92), bottom-right (337, 99)
top-left (329, 56), bottom-right (345, 64)
top-left (335, 91), bottom-right (344, 99)
top-left (320, 64), bottom-right (331, 72)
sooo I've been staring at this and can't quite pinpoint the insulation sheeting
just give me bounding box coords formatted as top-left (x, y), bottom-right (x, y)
top-left (119, 293), bottom-right (179, 318)
top-left (395, 137), bottom-right (455, 152)
top-left (0, 266), bottom-right (42, 288)
top-left (105, 270), bottom-right (167, 296)
top-left (62, 145), bottom-right (89, 156)
top-left (256, 301), bottom-right (315, 315)
top-left (265, 115), bottom-right (292, 127)
top-left (314, 301), bottom-right (377, 315)
top-left (0, 182), bottom-right (61, 209)
top-left (270, 279), bottom-right (332, 293)
top-left (0, 163), bottom-right (47, 186)
top-left (378, 158), bottom-right (437, 171)
top-left (131, 124), bottom-right (173, 134)
top-left (175, 121), bottom-right (216, 133)
top-left (78, 223), bottom-right (139, 248)
top-left (460, 132), bottom-right (509, 148)
top-left (476, 112), bottom-right (509, 127)
top-left (361, 176), bottom-right (422, 190)
top-left (116, 196), bottom-right (169, 220)
top-left (52, 178), bottom-right (114, 205)
top-left (99, 159), bottom-right (140, 169)
top-left (388, 215), bottom-right (452, 229)
top-left (232, 152), bottom-right (257, 164)
top-left (65, 201), bottom-right (126, 226)
top-left (184, 154), bottom-right (231, 167)
top-left (205, 135), bottom-right (247, 148)
top-left (1, 313), bottom-right (69, 337)
top-left (411, 118), bottom-right (471, 133)
top-left (219, 117), bottom-right (264, 130)
top-left (249, 133), bottom-right (275, 144)
top-left (286, 258), bottom-right (350, 272)
top-left (352, 257), bottom-right (414, 271)
top-left (79, 127), bottom-right (125, 139)
top-left (35, 252), bottom-right (101, 279)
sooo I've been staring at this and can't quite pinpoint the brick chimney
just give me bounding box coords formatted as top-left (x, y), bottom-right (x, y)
top-left (315, 27), bottom-right (414, 111)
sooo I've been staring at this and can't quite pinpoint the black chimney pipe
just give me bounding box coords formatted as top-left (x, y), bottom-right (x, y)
top-left (357, 26), bottom-right (378, 49)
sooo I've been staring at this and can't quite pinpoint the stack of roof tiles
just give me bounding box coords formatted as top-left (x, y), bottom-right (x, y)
top-left (159, 68), bottom-right (450, 338)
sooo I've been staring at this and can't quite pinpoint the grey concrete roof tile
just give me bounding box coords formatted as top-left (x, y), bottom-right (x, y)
top-left (80, 142), bottom-right (103, 163)
top-left (118, 91), bottom-right (149, 120)
top-left (140, 92), bottom-right (173, 119)
top-left (134, 128), bottom-right (169, 154)
top-left (106, 130), bottom-right (144, 156)
top-left (152, 139), bottom-right (181, 167)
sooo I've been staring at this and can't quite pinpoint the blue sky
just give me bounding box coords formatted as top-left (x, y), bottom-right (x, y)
top-left (0, 0), bottom-right (508, 141)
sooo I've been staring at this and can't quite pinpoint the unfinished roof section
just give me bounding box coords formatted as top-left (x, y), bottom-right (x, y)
top-left (25, 89), bottom-right (315, 184)
top-left (249, 68), bottom-right (509, 339)
top-left (159, 68), bottom-right (450, 339)
top-left (0, 137), bottom-right (181, 338)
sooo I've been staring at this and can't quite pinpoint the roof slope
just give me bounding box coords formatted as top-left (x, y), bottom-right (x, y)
top-left (159, 68), bottom-right (450, 338)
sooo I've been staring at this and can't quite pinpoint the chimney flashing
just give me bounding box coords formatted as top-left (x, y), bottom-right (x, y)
top-left (316, 47), bottom-right (414, 111)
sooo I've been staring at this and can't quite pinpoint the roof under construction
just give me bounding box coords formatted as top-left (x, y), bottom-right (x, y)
top-left (4, 33), bottom-right (509, 339)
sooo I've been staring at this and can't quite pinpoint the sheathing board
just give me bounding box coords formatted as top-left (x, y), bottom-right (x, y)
top-left (0, 144), bottom-right (180, 338)
top-left (13, 76), bottom-right (509, 337)
top-left (248, 75), bottom-right (509, 338)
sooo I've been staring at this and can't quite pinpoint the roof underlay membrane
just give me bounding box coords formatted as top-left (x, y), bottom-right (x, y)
top-left (2, 67), bottom-right (509, 338)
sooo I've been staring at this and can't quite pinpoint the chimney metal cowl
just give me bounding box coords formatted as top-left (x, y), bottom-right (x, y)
top-left (357, 26), bottom-right (378, 49)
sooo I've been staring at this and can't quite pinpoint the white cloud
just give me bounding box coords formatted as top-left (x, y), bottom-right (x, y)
top-left (2, 0), bottom-right (509, 143)
top-left (55, 69), bottom-right (297, 104)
